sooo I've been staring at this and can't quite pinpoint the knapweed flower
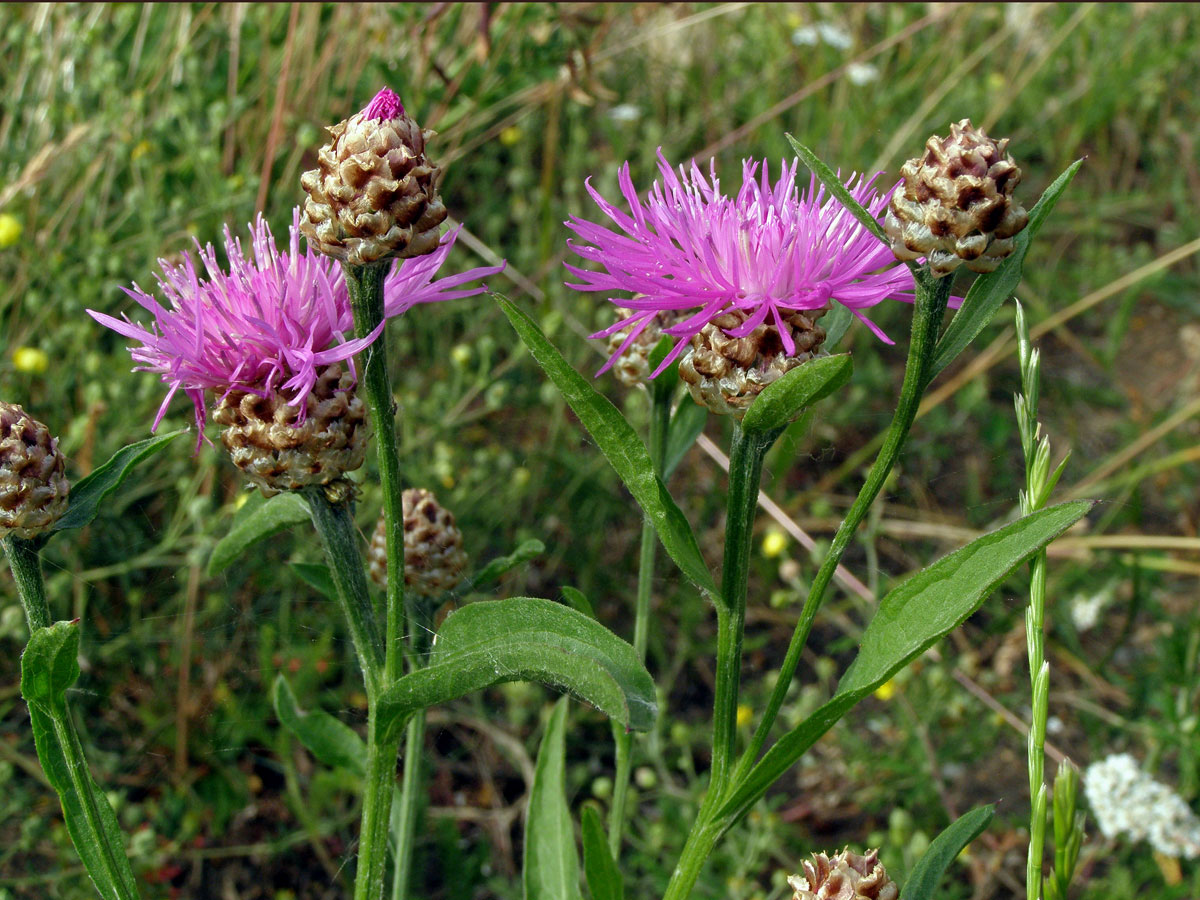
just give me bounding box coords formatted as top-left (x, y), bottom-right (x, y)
top-left (567, 152), bottom-right (916, 413)
top-left (301, 87), bottom-right (447, 266)
top-left (88, 211), bottom-right (501, 488)
top-left (0, 402), bottom-right (69, 539)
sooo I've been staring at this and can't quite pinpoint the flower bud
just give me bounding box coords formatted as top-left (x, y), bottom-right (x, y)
top-left (213, 365), bottom-right (368, 496)
top-left (368, 488), bottom-right (468, 598)
top-left (787, 848), bottom-right (898, 900)
top-left (0, 402), bottom-right (69, 539)
top-left (678, 307), bottom-right (827, 416)
top-left (884, 119), bottom-right (1028, 277)
top-left (300, 87), bottom-right (448, 266)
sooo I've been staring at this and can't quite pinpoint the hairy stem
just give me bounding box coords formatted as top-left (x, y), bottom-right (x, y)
top-left (710, 425), bottom-right (776, 795)
top-left (609, 386), bottom-right (672, 855)
top-left (735, 274), bottom-right (952, 782)
top-left (344, 261), bottom-right (409, 684)
top-left (5, 536), bottom-right (141, 900)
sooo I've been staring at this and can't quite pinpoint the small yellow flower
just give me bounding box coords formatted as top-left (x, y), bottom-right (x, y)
top-left (873, 679), bottom-right (896, 701)
top-left (762, 528), bottom-right (787, 558)
top-left (0, 213), bottom-right (22, 248)
top-left (131, 139), bottom-right (152, 161)
top-left (736, 704), bottom-right (753, 728)
top-left (450, 343), bottom-right (472, 367)
top-left (499, 126), bottom-right (523, 147)
top-left (234, 492), bottom-right (251, 511)
top-left (12, 346), bottom-right (49, 374)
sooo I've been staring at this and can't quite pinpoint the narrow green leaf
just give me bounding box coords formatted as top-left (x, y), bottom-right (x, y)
top-left (929, 160), bottom-right (1083, 379)
top-left (272, 676), bottom-right (367, 776)
top-left (208, 492), bottom-right (311, 576)
top-left (717, 501), bottom-right (1092, 823)
top-left (524, 698), bottom-right (584, 900)
top-left (376, 597), bottom-right (657, 741)
top-left (21, 623), bottom-right (141, 900)
top-left (21, 620), bottom-right (81, 713)
top-left (50, 431), bottom-right (184, 535)
top-left (561, 586), bottom-right (596, 619)
top-left (497, 294), bottom-right (717, 599)
top-left (449, 538), bottom-right (545, 600)
top-left (663, 400), bottom-right (707, 481)
top-left (902, 805), bottom-right (994, 900)
top-left (289, 562), bottom-right (336, 600)
top-left (741, 354), bottom-right (853, 434)
top-left (581, 806), bottom-right (624, 900)
top-left (786, 135), bottom-right (889, 243)
top-left (822, 303), bottom-right (854, 351)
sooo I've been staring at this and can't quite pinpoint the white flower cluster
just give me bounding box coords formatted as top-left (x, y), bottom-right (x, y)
top-left (1085, 753), bottom-right (1200, 859)
top-left (791, 22), bottom-right (853, 51)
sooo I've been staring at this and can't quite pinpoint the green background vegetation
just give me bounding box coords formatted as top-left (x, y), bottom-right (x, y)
top-left (2, 3), bottom-right (1199, 898)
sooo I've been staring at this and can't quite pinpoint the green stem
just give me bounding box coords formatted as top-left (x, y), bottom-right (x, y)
top-left (710, 425), bottom-right (776, 797)
top-left (304, 491), bottom-right (384, 696)
top-left (344, 261), bottom-right (409, 684)
top-left (359, 714), bottom-right (402, 900)
top-left (733, 274), bottom-right (953, 788)
top-left (391, 598), bottom-right (434, 900)
top-left (3, 536), bottom-right (51, 631)
top-left (4, 536), bottom-right (141, 900)
top-left (609, 387), bottom-right (671, 855)
top-left (661, 815), bottom-right (725, 900)
top-left (391, 710), bottom-right (426, 900)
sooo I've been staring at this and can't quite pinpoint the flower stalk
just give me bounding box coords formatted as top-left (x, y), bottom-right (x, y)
top-left (735, 270), bottom-right (953, 782)
top-left (608, 379), bottom-right (672, 855)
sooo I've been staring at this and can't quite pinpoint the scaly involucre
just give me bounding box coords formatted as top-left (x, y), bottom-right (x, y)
top-left (566, 151), bottom-right (918, 375)
top-left (89, 211), bottom-right (502, 439)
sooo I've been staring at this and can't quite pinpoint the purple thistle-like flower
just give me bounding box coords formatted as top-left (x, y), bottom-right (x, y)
top-left (566, 151), bottom-right (920, 376)
top-left (89, 210), bottom-right (502, 443)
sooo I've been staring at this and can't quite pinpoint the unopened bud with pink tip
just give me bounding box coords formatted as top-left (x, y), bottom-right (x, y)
top-left (301, 87), bottom-right (448, 266)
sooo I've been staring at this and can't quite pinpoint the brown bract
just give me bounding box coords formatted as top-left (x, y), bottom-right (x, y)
top-left (605, 306), bottom-right (681, 387)
top-left (678, 307), bottom-right (827, 417)
top-left (300, 110), bottom-right (448, 266)
top-left (787, 848), bottom-right (898, 900)
top-left (368, 488), bottom-right (468, 598)
top-left (213, 365), bottom-right (368, 496)
top-left (883, 118), bottom-right (1029, 277)
top-left (0, 402), bottom-right (69, 539)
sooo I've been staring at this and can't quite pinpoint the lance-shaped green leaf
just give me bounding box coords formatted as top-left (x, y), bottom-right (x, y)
top-left (50, 430), bottom-right (184, 536)
top-left (273, 675), bottom-right (367, 776)
top-left (447, 538), bottom-right (546, 600)
top-left (663, 400), bottom-right (707, 481)
top-left (21, 622), bottom-right (141, 900)
top-left (581, 805), bottom-right (624, 900)
top-left (902, 805), bottom-right (994, 900)
top-left (497, 295), bottom-right (717, 599)
top-left (289, 561), bottom-right (336, 600)
top-left (717, 500), bottom-right (1092, 823)
top-left (822, 303), bottom-right (854, 351)
top-left (786, 135), bottom-right (889, 244)
top-left (208, 492), bottom-right (310, 576)
top-left (376, 597), bottom-right (657, 741)
top-left (741, 354), bottom-right (853, 434)
top-left (929, 160), bottom-right (1083, 380)
top-left (524, 698), bottom-right (584, 900)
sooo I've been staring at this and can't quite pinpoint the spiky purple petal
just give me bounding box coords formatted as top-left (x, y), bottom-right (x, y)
top-left (567, 150), bottom-right (920, 374)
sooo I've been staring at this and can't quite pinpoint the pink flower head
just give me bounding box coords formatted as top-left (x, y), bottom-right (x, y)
top-left (566, 150), bottom-right (920, 376)
top-left (363, 86), bottom-right (405, 121)
top-left (89, 210), bottom-right (502, 446)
